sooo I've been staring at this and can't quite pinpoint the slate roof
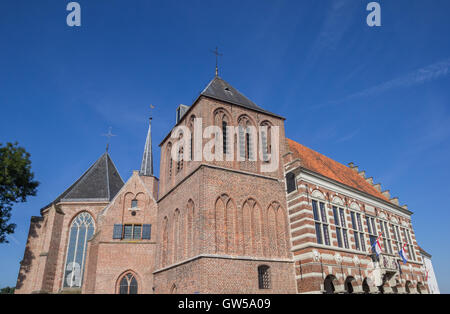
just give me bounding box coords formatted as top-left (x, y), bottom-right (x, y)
top-left (140, 118), bottom-right (154, 176)
top-left (201, 76), bottom-right (284, 119)
top-left (41, 152), bottom-right (124, 212)
top-left (287, 138), bottom-right (391, 202)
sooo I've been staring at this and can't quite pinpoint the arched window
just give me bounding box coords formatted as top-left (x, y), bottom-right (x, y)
top-left (222, 120), bottom-right (228, 155)
top-left (258, 265), bottom-right (271, 289)
top-left (405, 281), bottom-right (411, 294)
top-left (214, 109), bottom-right (230, 156)
top-left (345, 276), bottom-right (355, 294)
top-left (238, 116), bottom-right (255, 161)
top-left (260, 121), bottom-right (272, 162)
top-left (362, 278), bottom-right (371, 294)
top-left (324, 275), bottom-right (336, 294)
top-left (189, 115), bottom-right (196, 161)
top-left (63, 212), bottom-right (95, 288)
top-left (119, 273), bottom-right (138, 294)
top-left (167, 143), bottom-right (173, 179)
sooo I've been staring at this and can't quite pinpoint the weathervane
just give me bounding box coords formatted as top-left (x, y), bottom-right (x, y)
top-left (210, 47), bottom-right (223, 77)
top-left (101, 126), bottom-right (116, 152)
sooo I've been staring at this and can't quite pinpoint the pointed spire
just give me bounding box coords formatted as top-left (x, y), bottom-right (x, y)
top-left (140, 117), bottom-right (154, 176)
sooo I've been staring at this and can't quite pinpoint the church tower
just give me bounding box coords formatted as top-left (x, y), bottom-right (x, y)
top-left (153, 76), bottom-right (297, 293)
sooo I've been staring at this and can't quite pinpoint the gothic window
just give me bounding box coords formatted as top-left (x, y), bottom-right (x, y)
top-left (333, 206), bottom-right (349, 249)
top-left (312, 199), bottom-right (330, 246)
top-left (177, 147), bottom-right (184, 173)
top-left (189, 115), bottom-right (196, 161)
top-left (176, 135), bottom-right (184, 173)
top-left (260, 121), bottom-right (272, 162)
top-left (63, 212), bottom-right (95, 288)
top-left (222, 120), bottom-right (228, 155)
top-left (119, 273), bottom-right (138, 294)
top-left (285, 172), bottom-right (296, 194)
top-left (214, 109), bottom-right (230, 156)
top-left (167, 143), bottom-right (173, 178)
top-left (238, 116), bottom-right (255, 161)
top-left (258, 265), bottom-right (271, 289)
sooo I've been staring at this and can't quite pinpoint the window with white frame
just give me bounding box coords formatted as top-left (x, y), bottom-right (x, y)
top-left (391, 224), bottom-right (399, 252)
top-left (350, 211), bottom-right (366, 252)
top-left (403, 228), bottom-right (416, 261)
top-left (312, 199), bottom-right (330, 246)
top-left (332, 206), bottom-right (349, 249)
top-left (366, 216), bottom-right (378, 251)
top-left (379, 220), bottom-right (393, 254)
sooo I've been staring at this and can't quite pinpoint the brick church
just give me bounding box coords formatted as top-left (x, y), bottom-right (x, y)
top-left (15, 74), bottom-right (432, 294)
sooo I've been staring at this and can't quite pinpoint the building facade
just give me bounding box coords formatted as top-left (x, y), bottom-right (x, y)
top-left (15, 75), bottom-right (432, 294)
top-left (419, 247), bottom-right (440, 294)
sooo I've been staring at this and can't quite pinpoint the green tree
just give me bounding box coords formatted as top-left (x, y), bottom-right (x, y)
top-left (0, 142), bottom-right (39, 243)
top-left (0, 286), bottom-right (15, 294)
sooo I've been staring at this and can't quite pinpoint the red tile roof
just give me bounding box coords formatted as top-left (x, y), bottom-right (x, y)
top-left (287, 138), bottom-right (390, 202)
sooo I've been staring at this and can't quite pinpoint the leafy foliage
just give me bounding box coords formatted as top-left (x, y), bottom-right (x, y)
top-left (0, 142), bottom-right (39, 243)
top-left (0, 286), bottom-right (15, 294)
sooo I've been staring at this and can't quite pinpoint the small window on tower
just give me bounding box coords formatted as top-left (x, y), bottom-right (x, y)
top-left (131, 199), bottom-right (138, 208)
top-left (258, 265), bottom-right (271, 289)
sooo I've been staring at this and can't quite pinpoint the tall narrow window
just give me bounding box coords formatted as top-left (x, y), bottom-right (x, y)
top-left (119, 273), bottom-right (138, 294)
top-left (379, 220), bottom-right (393, 254)
top-left (246, 132), bottom-right (250, 159)
top-left (258, 265), bottom-right (271, 289)
top-left (367, 216), bottom-right (378, 253)
top-left (350, 211), bottom-right (365, 252)
top-left (333, 206), bottom-right (349, 249)
top-left (260, 122), bottom-right (271, 162)
top-left (286, 172), bottom-right (296, 194)
top-left (63, 212), bottom-right (95, 288)
top-left (222, 121), bottom-right (228, 155)
top-left (238, 116), bottom-right (253, 161)
top-left (404, 228), bottom-right (416, 261)
top-left (312, 200), bottom-right (330, 246)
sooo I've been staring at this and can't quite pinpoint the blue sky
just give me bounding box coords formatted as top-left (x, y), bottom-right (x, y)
top-left (0, 0), bottom-right (449, 292)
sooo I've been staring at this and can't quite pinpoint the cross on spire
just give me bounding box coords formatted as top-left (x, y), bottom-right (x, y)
top-left (149, 104), bottom-right (155, 120)
top-left (101, 126), bottom-right (116, 152)
top-left (210, 47), bottom-right (223, 76)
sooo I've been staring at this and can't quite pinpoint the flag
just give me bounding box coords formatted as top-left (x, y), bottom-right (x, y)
top-left (372, 232), bottom-right (382, 256)
top-left (425, 270), bottom-right (429, 281)
top-left (399, 243), bottom-right (408, 264)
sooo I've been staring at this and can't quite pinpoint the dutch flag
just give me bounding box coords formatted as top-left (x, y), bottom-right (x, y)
top-left (372, 232), bottom-right (382, 256)
top-left (399, 243), bottom-right (408, 264)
